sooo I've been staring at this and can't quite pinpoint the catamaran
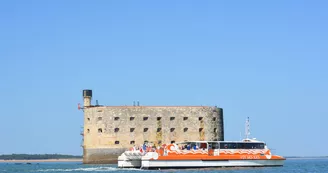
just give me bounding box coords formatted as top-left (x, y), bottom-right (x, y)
top-left (118, 117), bottom-right (285, 169)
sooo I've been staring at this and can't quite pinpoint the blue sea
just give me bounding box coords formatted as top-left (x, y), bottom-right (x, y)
top-left (1, 159), bottom-right (328, 173)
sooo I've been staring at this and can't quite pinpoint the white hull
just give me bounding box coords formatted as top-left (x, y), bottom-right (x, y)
top-left (118, 159), bottom-right (141, 168)
top-left (119, 159), bottom-right (284, 169)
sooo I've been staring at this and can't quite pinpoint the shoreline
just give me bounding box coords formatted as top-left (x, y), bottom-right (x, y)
top-left (0, 158), bottom-right (82, 163)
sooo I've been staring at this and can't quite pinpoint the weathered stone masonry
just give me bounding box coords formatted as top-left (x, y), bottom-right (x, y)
top-left (81, 90), bottom-right (224, 164)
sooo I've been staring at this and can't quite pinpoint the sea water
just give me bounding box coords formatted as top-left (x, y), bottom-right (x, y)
top-left (1, 159), bottom-right (328, 173)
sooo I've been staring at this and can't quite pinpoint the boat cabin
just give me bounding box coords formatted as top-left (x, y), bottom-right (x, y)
top-left (175, 141), bottom-right (266, 150)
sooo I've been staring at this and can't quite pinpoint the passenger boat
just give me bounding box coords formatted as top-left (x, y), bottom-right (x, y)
top-left (118, 118), bottom-right (285, 169)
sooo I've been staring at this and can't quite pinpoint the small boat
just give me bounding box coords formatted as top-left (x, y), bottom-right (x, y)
top-left (118, 117), bottom-right (285, 169)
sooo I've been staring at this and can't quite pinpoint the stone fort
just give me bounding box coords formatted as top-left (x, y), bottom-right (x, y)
top-left (80, 89), bottom-right (224, 164)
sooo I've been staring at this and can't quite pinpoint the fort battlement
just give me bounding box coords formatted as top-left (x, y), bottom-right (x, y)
top-left (80, 90), bottom-right (224, 164)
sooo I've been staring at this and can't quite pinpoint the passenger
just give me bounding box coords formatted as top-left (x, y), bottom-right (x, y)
top-left (173, 143), bottom-right (178, 150)
top-left (193, 145), bottom-right (197, 150)
top-left (187, 144), bottom-right (191, 150)
top-left (143, 144), bottom-right (147, 151)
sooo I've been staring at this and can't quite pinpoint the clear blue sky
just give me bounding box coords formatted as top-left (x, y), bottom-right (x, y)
top-left (0, 0), bottom-right (327, 156)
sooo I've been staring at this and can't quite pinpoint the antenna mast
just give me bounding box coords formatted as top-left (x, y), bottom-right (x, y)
top-left (245, 117), bottom-right (250, 139)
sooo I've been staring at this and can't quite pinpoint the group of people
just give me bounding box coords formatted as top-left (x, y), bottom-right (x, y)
top-left (129, 142), bottom-right (207, 153)
top-left (130, 143), bottom-right (158, 152)
top-left (181, 144), bottom-right (198, 150)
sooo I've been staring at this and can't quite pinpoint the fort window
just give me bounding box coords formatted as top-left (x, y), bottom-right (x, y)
top-left (170, 117), bottom-right (175, 121)
top-left (98, 117), bottom-right (102, 121)
top-left (199, 128), bottom-right (203, 132)
top-left (199, 117), bottom-right (203, 121)
top-left (114, 117), bottom-right (120, 121)
top-left (183, 128), bottom-right (188, 132)
top-left (158, 140), bottom-right (162, 144)
top-left (115, 141), bottom-right (120, 144)
top-left (170, 128), bottom-right (175, 132)
top-left (143, 117), bottom-right (148, 121)
top-left (183, 117), bottom-right (188, 120)
top-left (97, 110), bottom-right (103, 112)
top-left (157, 128), bottom-right (161, 132)
top-left (114, 128), bottom-right (119, 132)
top-left (130, 117), bottom-right (135, 121)
top-left (87, 129), bottom-right (90, 133)
top-left (214, 128), bottom-right (217, 132)
top-left (87, 118), bottom-right (90, 121)
top-left (130, 128), bottom-right (135, 132)
top-left (212, 117), bottom-right (216, 121)
top-left (171, 141), bottom-right (175, 144)
top-left (144, 140), bottom-right (149, 144)
top-left (157, 117), bottom-right (162, 121)
top-left (130, 141), bottom-right (135, 145)
top-left (98, 128), bottom-right (103, 133)
top-left (144, 128), bottom-right (149, 132)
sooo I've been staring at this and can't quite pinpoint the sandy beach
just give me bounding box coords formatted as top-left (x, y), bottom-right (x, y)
top-left (0, 158), bottom-right (82, 163)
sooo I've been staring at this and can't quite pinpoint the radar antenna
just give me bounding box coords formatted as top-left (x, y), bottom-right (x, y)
top-left (245, 117), bottom-right (250, 139)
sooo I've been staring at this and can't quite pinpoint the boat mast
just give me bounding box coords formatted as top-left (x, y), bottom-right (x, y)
top-left (245, 117), bottom-right (250, 139)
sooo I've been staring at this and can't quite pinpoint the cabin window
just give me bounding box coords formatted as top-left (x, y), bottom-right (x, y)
top-left (114, 128), bottom-right (119, 132)
top-left (114, 117), bottom-right (120, 121)
top-left (130, 128), bottom-right (135, 132)
top-left (98, 117), bottom-right (102, 121)
top-left (98, 128), bottom-right (102, 133)
top-left (143, 117), bottom-right (148, 121)
top-left (115, 141), bottom-right (120, 144)
top-left (219, 142), bottom-right (265, 149)
top-left (199, 117), bottom-right (203, 121)
top-left (209, 142), bottom-right (220, 149)
top-left (157, 117), bottom-right (162, 121)
top-left (130, 141), bottom-right (135, 145)
top-left (170, 117), bottom-right (175, 121)
top-left (130, 117), bottom-right (135, 121)
top-left (157, 128), bottom-right (161, 132)
top-left (237, 143), bottom-right (245, 149)
top-left (183, 117), bottom-right (188, 120)
top-left (170, 128), bottom-right (175, 132)
top-left (200, 143), bottom-right (207, 149)
top-left (212, 117), bottom-right (216, 121)
top-left (144, 128), bottom-right (148, 132)
top-left (183, 128), bottom-right (188, 132)
top-left (259, 143), bottom-right (265, 149)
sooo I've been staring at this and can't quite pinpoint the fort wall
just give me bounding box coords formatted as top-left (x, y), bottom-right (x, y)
top-left (81, 90), bottom-right (224, 164)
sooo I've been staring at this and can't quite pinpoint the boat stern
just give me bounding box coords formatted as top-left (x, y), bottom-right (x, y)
top-left (117, 151), bottom-right (143, 168)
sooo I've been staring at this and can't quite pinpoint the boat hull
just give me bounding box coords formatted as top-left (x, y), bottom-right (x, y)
top-left (141, 159), bottom-right (284, 169)
top-left (118, 158), bottom-right (285, 169)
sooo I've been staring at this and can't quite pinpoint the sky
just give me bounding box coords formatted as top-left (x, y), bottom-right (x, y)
top-left (0, 0), bottom-right (327, 157)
